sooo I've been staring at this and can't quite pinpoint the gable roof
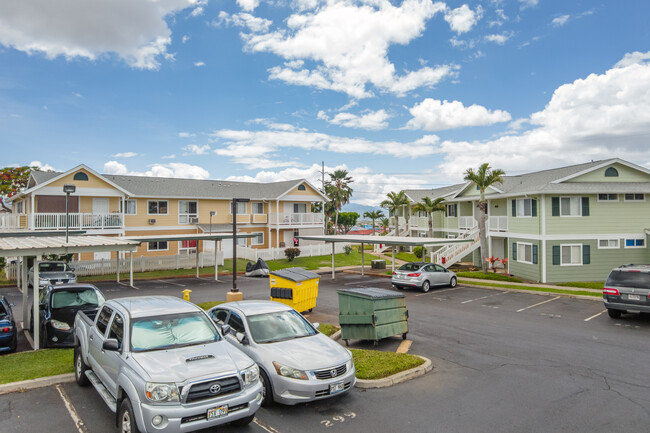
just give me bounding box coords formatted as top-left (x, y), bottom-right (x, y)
top-left (21, 164), bottom-right (132, 197)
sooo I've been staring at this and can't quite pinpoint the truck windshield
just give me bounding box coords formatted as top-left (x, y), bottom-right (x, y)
top-left (131, 312), bottom-right (220, 352)
top-left (247, 310), bottom-right (317, 344)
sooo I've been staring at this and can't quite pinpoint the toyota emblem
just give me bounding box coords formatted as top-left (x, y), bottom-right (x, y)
top-left (330, 369), bottom-right (338, 378)
top-left (210, 384), bottom-right (222, 394)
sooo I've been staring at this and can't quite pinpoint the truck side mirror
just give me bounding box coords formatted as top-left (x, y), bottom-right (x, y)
top-left (312, 322), bottom-right (320, 330)
top-left (236, 332), bottom-right (249, 345)
top-left (221, 324), bottom-right (231, 336)
top-left (103, 338), bottom-right (120, 352)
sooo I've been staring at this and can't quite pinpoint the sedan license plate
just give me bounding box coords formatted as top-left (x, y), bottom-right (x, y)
top-left (55, 281), bottom-right (63, 285)
top-left (207, 405), bottom-right (228, 420)
top-left (628, 294), bottom-right (640, 301)
top-left (330, 381), bottom-right (345, 395)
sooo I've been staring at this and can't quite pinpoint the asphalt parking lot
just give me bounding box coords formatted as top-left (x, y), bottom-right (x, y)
top-left (1, 272), bottom-right (649, 432)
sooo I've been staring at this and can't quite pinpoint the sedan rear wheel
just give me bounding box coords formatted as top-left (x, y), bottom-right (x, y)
top-left (421, 280), bottom-right (431, 293)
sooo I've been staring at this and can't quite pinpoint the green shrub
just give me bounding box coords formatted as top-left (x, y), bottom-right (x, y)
top-left (344, 245), bottom-right (352, 255)
top-left (284, 247), bottom-right (301, 262)
top-left (413, 246), bottom-right (427, 259)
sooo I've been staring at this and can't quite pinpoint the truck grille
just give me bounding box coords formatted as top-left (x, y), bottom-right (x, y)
top-left (314, 363), bottom-right (347, 380)
top-left (180, 403), bottom-right (248, 424)
top-left (185, 376), bottom-right (241, 403)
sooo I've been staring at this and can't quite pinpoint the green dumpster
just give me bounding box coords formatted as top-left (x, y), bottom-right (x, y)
top-left (337, 288), bottom-right (408, 346)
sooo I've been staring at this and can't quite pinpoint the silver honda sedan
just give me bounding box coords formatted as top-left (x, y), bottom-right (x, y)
top-left (207, 301), bottom-right (355, 406)
top-left (392, 262), bottom-right (457, 292)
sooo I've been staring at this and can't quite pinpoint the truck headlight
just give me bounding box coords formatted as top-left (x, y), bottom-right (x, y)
top-left (145, 382), bottom-right (180, 402)
top-left (243, 364), bottom-right (259, 387)
top-left (273, 361), bottom-right (307, 380)
top-left (50, 320), bottom-right (71, 331)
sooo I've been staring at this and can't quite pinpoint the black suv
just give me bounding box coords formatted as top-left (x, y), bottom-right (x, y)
top-left (603, 265), bottom-right (650, 318)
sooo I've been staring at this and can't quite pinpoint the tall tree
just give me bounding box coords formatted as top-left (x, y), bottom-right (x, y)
top-left (464, 163), bottom-right (505, 273)
top-left (363, 210), bottom-right (384, 235)
top-left (379, 217), bottom-right (389, 234)
top-left (325, 169), bottom-right (353, 234)
top-left (380, 191), bottom-right (409, 236)
top-left (412, 197), bottom-right (446, 238)
top-left (337, 212), bottom-right (360, 233)
top-left (0, 166), bottom-right (35, 211)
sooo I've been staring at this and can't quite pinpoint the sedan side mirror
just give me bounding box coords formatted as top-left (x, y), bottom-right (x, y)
top-left (235, 332), bottom-right (249, 345)
top-left (69, 267), bottom-right (75, 272)
top-left (102, 338), bottom-right (120, 352)
top-left (221, 324), bottom-right (231, 336)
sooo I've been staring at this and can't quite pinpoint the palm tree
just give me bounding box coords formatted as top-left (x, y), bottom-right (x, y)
top-left (380, 191), bottom-right (409, 236)
top-left (412, 197), bottom-right (446, 238)
top-left (363, 210), bottom-right (384, 235)
top-left (379, 217), bottom-right (389, 234)
top-left (464, 163), bottom-right (505, 273)
top-left (326, 170), bottom-right (353, 234)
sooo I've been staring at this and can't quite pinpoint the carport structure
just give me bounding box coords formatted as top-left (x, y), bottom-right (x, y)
top-left (296, 234), bottom-right (473, 278)
top-left (0, 234), bottom-right (140, 350)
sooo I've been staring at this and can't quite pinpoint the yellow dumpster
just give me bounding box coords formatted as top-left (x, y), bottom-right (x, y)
top-left (269, 268), bottom-right (319, 313)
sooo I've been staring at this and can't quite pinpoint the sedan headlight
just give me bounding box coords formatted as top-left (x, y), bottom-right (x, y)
top-left (145, 382), bottom-right (180, 403)
top-left (39, 278), bottom-right (49, 285)
top-left (50, 320), bottom-right (71, 331)
top-left (346, 357), bottom-right (354, 372)
top-left (243, 364), bottom-right (259, 387)
top-left (273, 361), bottom-right (307, 380)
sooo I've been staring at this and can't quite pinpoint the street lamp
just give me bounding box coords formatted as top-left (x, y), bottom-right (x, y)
top-left (63, 184), bottom-right (76, 243)
top-left (229, 198), bottom-right (249, 301)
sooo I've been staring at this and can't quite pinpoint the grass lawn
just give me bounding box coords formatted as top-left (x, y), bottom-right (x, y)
top-left (266, 251), bottom-right (363, 271)
top-left (460, 280), bottom-right (602, 297)
top-left (456, 271), bottom-right (522, 283)
top-left (394, 252), bottom-right (420, 263)
top-left (351, 349), bottom-right (424, 380)
top-left (196, 301), bottom-right (224, 310)
top-left (557, 281), bottom-right (604, 290)
top-left (318, 324), bottom-right (339, 337)
top-left (0, 349), bottom-right (74, 385)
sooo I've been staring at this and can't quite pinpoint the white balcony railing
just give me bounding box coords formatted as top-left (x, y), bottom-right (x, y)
top-left (34, 213), bottom-right (123, 230)
top-left (0, 213), bottom-right (24, 230)
top-left (458, 216), bottom-right (477, 230)
top-left (270, 213), bottom-right (324, 226)
top-left (488, 216), bottom-right (508, 232)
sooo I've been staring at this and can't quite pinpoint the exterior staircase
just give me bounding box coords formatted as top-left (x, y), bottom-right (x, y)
top-left (432, 227), bottom-right (480, 268)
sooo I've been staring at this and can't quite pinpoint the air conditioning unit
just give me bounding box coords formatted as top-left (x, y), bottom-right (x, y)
top-left (189, 217), bottom-right (199, 224)
top-left (280, 242), bottom-right (286, 247)
top-left (148, 218), bottom-right (156, 225)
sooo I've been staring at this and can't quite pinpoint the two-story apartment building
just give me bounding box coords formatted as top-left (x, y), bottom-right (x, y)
top-left (395, 158), bottom-right (650, 283)
top-left (7, 165), bottom-right (327, 261)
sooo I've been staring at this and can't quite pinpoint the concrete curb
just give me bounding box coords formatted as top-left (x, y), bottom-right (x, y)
top-left (459, 280), bottom-right (602, 301)
top-left (330, 330), bottom-right (342, 341)
top-left (0, 373), bottom-right (75, 395)
top-left (354, 355), bottom-right (432, 389)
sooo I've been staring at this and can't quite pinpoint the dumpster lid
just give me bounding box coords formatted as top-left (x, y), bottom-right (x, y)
top-left (337, 287), bottom-right (404, 299)
top-left (269, 267), bottom-right (320, 282)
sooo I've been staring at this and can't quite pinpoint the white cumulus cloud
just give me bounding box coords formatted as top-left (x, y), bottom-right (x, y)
top-left (318, 109), bottom-right (391, 130)
top-left (103, 161), bottom-right (210, 179)
top-left (405, 98), bottom-right (511, 131)
top-left (113, 152), bottom-right (138, 158)
top-left (552, 15), bottom-right (570, 27)
top-left (30, 160), bottom-right (57, 172)
top-left (183, 144), bottom-right (211, 155)
top-left (0, 0), bottom-right (198, 70)
top-left (444, 4), bottom-right (483, 34)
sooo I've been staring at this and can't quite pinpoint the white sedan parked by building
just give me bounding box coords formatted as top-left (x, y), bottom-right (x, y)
top-left (207, 301), bottom-right (355, 406)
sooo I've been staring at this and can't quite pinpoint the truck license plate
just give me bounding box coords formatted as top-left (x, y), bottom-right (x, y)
top-left (628, 294), bottom-right (640, 301)
top-left (207, 405), bottom-right (228, 420)
top-left (330, 381), bottom-right (345, 394)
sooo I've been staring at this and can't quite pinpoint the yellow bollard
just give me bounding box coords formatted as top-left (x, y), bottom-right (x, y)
top-left (182, 289), bottom-right (192, 301)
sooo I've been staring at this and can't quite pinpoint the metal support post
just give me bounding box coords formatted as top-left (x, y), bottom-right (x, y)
top-left (331, 242), bottom-right (335, 279)
top-left (361, 243), bottom-right (364, 277)
top-left (22, 257), bottom-right (28, 330)
top-left (129, 252), bottom-right (134, 287)
top-left (392, 247), bottom-right (395, 273)
top-left (33, 256), bottom-right (40, 350)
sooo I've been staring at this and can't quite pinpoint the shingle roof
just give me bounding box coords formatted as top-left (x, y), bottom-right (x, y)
top-left (29, 170), bottom-right (322, 200)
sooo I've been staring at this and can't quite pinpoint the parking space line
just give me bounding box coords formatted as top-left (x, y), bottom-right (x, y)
top-left (461, 291), bottom-right (508, 304)
top-left (254, 417), bottom-right (282, 433)
top-left (156, 279), bottom-right (186, 287)
top-left (56, 384), bottom-right (88, 433)
top-left (415, 287), bottom-right (460, 297)
top-left (117, 282), bottom-right (139, 290)
top-left (584, 310), bottom-right (607, 322)
top-left (516, 296), bottom-right (560, 312)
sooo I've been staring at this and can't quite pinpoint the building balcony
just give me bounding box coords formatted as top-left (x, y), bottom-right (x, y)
top-left (270, 213), bottom-right (323, 226)
top-left (33, 213), bottom-right (123, 230)
top-left (488, 216), bottom-right (508, 232)
top-left (0, 213), bottom-right (27, 230)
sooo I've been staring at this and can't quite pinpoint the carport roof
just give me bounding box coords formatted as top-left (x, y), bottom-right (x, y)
top-left (296, 234), bottom-right (472, 246)
top-left (0, 235), bottom-right (139, 257)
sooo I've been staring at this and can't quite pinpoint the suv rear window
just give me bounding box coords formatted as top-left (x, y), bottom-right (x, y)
top-left (605, 270), bottom-right (650, 289)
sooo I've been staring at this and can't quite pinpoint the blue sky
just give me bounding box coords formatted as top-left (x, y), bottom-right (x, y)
top-left (1, 0), bottom-right (649, 205)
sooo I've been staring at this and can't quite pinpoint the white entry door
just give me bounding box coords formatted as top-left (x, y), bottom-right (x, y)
top-left (93, 198), bottom-right (109, 214)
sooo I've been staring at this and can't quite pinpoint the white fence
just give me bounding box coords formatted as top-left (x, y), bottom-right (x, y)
top-left (0, 213), bottom-right (24, 230)
top-left (235, 243), bottom-right (350, 261)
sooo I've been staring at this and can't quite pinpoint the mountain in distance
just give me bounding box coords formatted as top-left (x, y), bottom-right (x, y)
top-left (341, 203), bottom-right (385, 217)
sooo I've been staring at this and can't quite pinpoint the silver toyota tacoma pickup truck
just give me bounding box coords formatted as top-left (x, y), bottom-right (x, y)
top-left (74, 296), bottom-right (263, 433)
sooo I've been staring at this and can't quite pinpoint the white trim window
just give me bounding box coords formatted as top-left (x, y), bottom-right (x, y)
top-left (148, 200), bottom-right (168, 215)
top-left (293, 203), bottom-right (307, 213)
top-left (598, 239), bottom-right (619, 249)
top-left (236, 236), bottom-right (247, 247)
top-left (446, 204), bottom-right (457, 217)
top-left (147, 241), bottom-right (168, 251)
top-left (120, 199), bottom-right (137, 215)
top-left (561, 244), bottom-right (582, 266)
top-left (624, 193), bottom-right (645, 201)
top-left (560, 197), bottom-right (581, 217)
top-left (179, 240), bottom-right (197, 254)
top-left (517, 242), bottom-right (533, 264)
top-left (251, 232), bottom-right (264, 245)
top-left (597, 193), bottom-right (618, 202)
top-left (178, 200), bottom-right (198, 224)
top-left (516, 198), bottom-right (533, 217)
top-left (251, 202), bottom-right (264, 214)
top-left (231, 201), bottom-right (247, 214)
top-left (624, 238), bottom-right (645, 248)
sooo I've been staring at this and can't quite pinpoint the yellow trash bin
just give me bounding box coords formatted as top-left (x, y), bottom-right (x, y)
top-left (269, 268), bottom-right (319, 313)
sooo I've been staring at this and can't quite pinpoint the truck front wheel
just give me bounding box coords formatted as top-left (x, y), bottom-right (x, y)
top-left (118, 398), bottom-right (141, 433)
top-left (74, 347), bottom-right (90, 387)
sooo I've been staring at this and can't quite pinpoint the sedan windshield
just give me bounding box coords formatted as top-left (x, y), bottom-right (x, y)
top-left (51, 289), bottom-right (103, 309)
top-left (131, 312), bottom-right (220, 352)
top-left (398, 263), bottom-right (423, 272)
top-left (248, 310), bottom-right (317, 344)
top-left (39, 263), bottom-right (68, 272)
